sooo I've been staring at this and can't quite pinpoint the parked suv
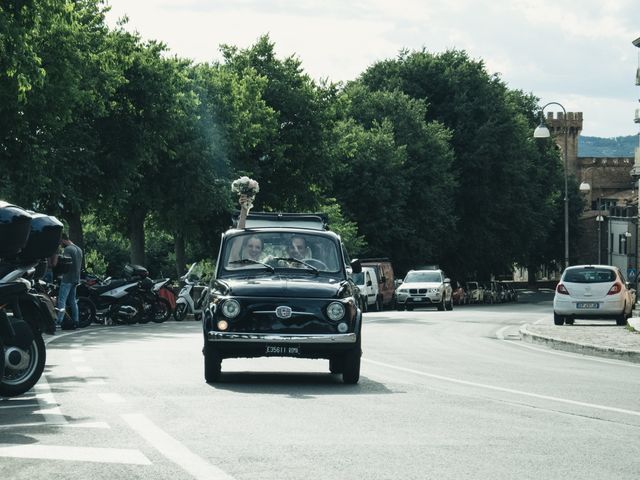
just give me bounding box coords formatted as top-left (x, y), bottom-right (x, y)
top-left (202, 212), bottom-right (363, 384)
top-left (395, 269), bottom-right (453, 311)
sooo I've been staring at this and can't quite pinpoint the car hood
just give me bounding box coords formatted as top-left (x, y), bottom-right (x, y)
top-left (217, 276), bottom-right (346, 298)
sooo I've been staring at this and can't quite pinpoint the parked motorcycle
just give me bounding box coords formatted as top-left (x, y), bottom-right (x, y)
top-left (0, 202), bottom-right (60, 397)
top-left (136, 277), bottom-right (172, 323)
top-left (76, 276), bottom-right (145, 325)
top-left (174, 262), bottom-right (209, 321)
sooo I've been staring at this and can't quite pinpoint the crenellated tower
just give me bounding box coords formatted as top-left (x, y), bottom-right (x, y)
top-left (544, 111), bottom-right (583, 175)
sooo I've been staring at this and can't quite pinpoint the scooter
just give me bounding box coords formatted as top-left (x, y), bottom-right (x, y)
top-left (174, 262), bottom-right (209, 321)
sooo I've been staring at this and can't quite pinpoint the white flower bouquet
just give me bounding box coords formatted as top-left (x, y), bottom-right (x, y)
top-left (232, 176), bottom-right (259, 228)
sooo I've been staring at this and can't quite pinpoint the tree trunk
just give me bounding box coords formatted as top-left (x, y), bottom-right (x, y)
top-left (527, 264), bottom-right (538, 285)
top-left (174, 232), bottom-right (186, 277)
top-left (128, 208), bottom-right (147, 266)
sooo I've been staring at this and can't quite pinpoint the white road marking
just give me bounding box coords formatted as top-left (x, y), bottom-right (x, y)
top-left (75, 366), bottom-right (94, 374)
top-left (98, 393), bottom-right (125, 404)
top-left (0, 444), bottom-right (150, 465)
top-left (0, 403), bottom-right (39, 409)
top-left (33, 375), bottom-right (67, 425)
top-left (123, 413), bottom-right (236, 480)
top-left (0, 421), bottom-right (110, 429)
top-left (364, 358), bottom-right (640, 418)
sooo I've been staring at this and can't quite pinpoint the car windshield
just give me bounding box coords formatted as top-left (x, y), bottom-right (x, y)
top-left (405, 271), bottom-right (442, 283)
top-left (563, 268), bottom-right (616, 283)
top-left (222, 231), bottom-right (340, 274)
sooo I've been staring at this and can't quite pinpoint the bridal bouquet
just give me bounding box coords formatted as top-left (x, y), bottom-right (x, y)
top-left (232, 176), bottom-right (259, 228)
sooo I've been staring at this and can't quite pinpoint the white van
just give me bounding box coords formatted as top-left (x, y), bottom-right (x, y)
top-left (352, 266), bottom-right (382, 312)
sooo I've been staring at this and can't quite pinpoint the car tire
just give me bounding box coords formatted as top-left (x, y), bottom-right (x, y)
top-left (406, 305), bottom-right (414, 311)
top-left (341, 336), bottom-right (361, 384)
top-left (329, 357), bottom-right (343, 374)
top-left (616, 307), bottom-right (627, 326)
top-left (445, 296), bottom-right (453, 311)
top-left (553, 313), bottom-right (565, 325)
top-left (376, 297), bottom-right (383, 311)
top-left (396, 305), bottom-right (405, 311)
top-left (203, 342), bottom-right (222, 383)
top-left (565, 318), bottom-right (574, 325)
top-left (437, 300), bottom-right (445, 311)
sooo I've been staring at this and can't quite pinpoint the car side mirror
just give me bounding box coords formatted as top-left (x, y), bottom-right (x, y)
top-left (366, 280), bottom-right (372, 286)
top-left (444, 278), bottom-right (451, 283)
top-left (350, 259), bottom-right (362, 274)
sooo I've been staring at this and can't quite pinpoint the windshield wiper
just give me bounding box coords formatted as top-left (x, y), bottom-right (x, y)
top-left (228, 259), bottom-right (275, 272)
top-left (269, 257), bottom-right (319, 273)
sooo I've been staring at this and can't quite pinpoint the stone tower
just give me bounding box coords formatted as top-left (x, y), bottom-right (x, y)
top-left (544, 111), bottom-right (583, 175)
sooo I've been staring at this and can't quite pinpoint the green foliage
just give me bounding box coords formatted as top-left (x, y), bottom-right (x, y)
top-left (319, 197), bottom-right (367, 254)
top-left (0, 8), bottom-right (574, 281)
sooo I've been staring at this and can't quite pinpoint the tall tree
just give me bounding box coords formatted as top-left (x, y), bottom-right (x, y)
top-left (359, 49), bottom-right (568, 278)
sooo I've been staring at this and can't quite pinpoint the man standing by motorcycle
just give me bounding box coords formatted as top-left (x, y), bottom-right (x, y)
top-left (54, 232), bottom-right (83, 329)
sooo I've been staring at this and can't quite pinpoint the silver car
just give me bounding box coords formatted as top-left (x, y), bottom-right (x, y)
top-left (553, 265), bottom-right (633, 326)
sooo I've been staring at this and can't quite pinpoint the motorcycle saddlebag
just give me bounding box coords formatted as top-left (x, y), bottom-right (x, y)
top-left (0, 201), bottom-right (33, 258)
top-left (17, 213), bottom-right (63, 261)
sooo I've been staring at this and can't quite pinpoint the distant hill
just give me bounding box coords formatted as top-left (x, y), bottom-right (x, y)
top-left (578, 135), bottom-right (638, 157)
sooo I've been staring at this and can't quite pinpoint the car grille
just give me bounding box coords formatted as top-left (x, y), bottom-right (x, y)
top-left (409, 288), bottom-right (427, 294)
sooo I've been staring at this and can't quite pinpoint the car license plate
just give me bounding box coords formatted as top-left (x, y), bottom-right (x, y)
top-left (413, 297), bottom-right (423, 302)
top-left (265, 345), bottom-right (300, 356)
top-left (576, 302), bottom-right (599, 309)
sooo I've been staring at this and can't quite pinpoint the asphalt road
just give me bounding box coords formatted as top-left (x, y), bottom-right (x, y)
top-left (1, 295), bottom-right (639, 480)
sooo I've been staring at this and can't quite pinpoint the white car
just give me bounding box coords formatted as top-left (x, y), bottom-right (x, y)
top-left (553, 265), bottom-right (633, 326)
top-left (395, 269), bottom-right (453, 311)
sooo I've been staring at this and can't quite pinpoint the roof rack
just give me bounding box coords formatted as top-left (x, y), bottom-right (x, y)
top-left (231, 211), bottom-right (329, 230)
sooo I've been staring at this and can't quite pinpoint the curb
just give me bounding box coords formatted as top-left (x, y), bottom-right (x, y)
top-left (519, 324), bottom-right (640, 364)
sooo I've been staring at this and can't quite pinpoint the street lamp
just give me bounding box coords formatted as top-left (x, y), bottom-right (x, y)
top-left (534, 102), bottom-right (570, 269)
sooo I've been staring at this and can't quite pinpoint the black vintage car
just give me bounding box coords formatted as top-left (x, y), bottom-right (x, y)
top-left (202, 213), bottom-right (363, 384)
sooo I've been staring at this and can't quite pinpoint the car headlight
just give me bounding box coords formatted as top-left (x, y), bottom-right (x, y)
top-left (327, 302), bottom-right (345, 321)
top-left (221, 299), bottom-right (240, 318)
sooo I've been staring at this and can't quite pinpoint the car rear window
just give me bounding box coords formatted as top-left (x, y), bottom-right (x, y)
top-left (563, 268), bottom-right (616, 283)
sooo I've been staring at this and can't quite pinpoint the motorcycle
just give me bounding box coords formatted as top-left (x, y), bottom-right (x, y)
top-left (0, 202), bottom-right (60, 397)
top-left (174, 262), bottom-right (209, 321)
top-left (76, 276), bottom-right (145, 325)
top-left (136, 277), bottom-right (172, 323)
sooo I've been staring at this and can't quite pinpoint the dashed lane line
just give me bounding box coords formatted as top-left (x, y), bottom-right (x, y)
top-left (123, 413), bottom-right (236, 480)
top-left (0, 444), bottom-right (151, 465)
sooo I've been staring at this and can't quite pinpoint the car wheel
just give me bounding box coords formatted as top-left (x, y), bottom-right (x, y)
top-left (445, 297), bottom-right (453, 311)
top-left (376, 297), bottom-right (383, 311)
top-left (437, 300), bottom-right (445, 311)
top-left (565, 318), bottom-right (574, 325)
top-left (396, 305), bottom-right (405, 311)
top-left (203, 342), bottom-right (222, 383)
top-left (616, 307), bottom-right (627, 326)
top-left (406, 305), bottom-right (414, 311)
top-left (342, 336), bottom-right (361, 384)
top-left (553, 313), bottom-right (565, 325)
top-left (329, 357), bottom-right (343, 374)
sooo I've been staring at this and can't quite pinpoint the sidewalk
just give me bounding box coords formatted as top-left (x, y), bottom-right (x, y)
top-left (520, 317), bottom-right (640, 363)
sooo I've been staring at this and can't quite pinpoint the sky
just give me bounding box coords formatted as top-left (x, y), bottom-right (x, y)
top-left (104, 0), bottom-right (640, 138)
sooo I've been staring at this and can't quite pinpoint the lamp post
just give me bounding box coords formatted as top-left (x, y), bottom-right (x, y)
top-left (534, 102), bottom-right (569, 269)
